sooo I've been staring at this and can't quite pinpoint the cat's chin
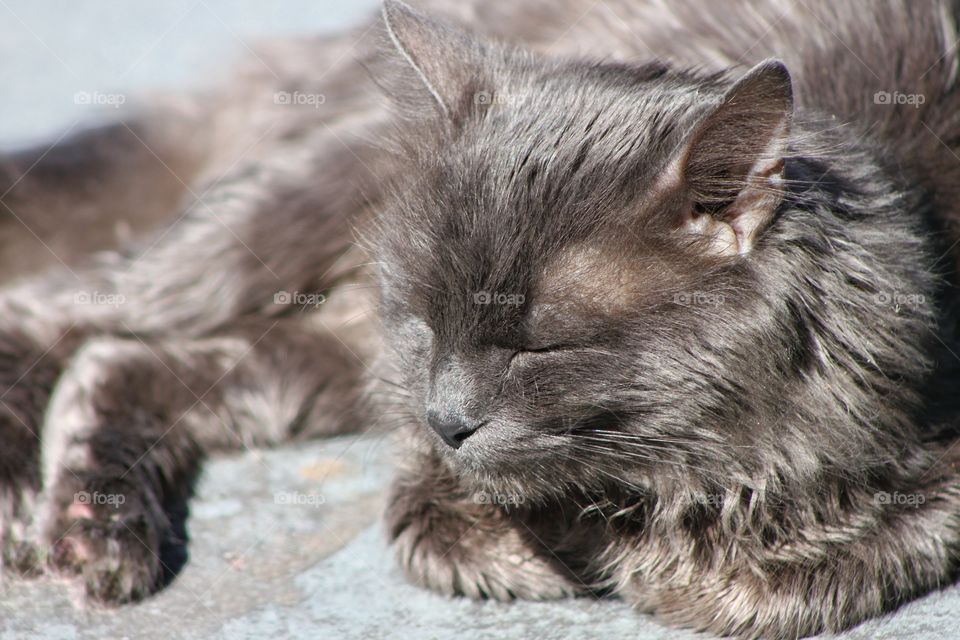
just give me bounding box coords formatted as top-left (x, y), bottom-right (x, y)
top-left (439, 433), bottom-right (601, 505)
top-left (453, 463), bottom-right (575, 506)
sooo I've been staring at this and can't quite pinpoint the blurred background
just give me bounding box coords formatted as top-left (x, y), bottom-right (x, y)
top-left (0, 0), bottom-right (379, 148)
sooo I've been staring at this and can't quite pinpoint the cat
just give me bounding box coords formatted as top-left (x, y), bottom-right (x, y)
top-left (2, 1), bottom-right (960, 638)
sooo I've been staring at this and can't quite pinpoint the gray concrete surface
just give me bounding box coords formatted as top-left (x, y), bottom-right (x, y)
top-left (2, 433), bottom-right (956, 640)
top-left (1, 2), bottom-right (957, 638)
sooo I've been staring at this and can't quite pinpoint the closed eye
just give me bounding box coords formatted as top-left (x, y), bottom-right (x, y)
top-left (506, 343), bottom-right (577, 370)
top-left (521, 342), bottom-right (578, 354)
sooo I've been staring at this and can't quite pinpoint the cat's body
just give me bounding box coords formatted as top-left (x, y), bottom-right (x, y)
top-left (2, 1), bottom-right (960, 638)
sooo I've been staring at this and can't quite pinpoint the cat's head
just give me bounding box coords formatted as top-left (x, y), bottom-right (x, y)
top-left (369, 0), bottom-right (937, 501)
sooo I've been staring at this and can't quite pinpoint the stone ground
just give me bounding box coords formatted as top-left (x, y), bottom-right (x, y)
top-left (1, 432), bottom-right (956, 639)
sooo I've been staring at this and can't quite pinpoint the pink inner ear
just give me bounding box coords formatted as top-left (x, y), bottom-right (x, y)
top-left (678, 155), bottom-right (788, 257)
top-left (683, 209), bottom-right (740, 256)
top-left (669, 60), bottom-right (793, 256)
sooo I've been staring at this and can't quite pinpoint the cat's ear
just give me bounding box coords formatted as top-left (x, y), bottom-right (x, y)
top-left (379, 0), bottom-right (485, 120)
top-left (670, 59), bottom-right (793, 256)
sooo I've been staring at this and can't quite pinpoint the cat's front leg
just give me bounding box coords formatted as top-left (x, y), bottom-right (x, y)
top-left (38, 336), bottom-right (213, 602)
top-left (0, 281), bottom-right (93, 574)
top-left (386, 442), bottom-right (585, 601)
top-left (38, 317), bottom-right (368, 602)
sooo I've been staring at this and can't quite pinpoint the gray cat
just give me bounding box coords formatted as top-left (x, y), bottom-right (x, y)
top-left (2, 1), bottom-right (960, 638)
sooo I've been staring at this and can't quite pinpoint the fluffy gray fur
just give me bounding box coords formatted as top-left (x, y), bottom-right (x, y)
top-left (2, 1), bottom-right (960, 638)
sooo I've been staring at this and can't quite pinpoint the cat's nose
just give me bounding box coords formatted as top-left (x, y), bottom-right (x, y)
top-left (426, 411), bottom-right (481, 449)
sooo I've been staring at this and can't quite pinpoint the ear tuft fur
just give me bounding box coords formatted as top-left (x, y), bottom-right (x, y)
top-left (678, 59), bottom-right (794, 256)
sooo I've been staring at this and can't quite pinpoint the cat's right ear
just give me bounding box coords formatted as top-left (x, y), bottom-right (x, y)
top-left (664, 60), bottom-right (794, 257)
top-left (378, 0), bottom-right (486, 122)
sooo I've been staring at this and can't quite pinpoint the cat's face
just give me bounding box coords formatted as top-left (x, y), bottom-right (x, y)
top-left (371, 2), bottom-right (821, 499)
top-left (376, 201), bottom-right (723, 499)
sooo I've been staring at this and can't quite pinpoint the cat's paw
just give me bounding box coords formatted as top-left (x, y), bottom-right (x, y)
top-left (387, 492), bottom-right (580, 601)
top-left (45, 490), bottom-right (165, 604)
top-left (1, 532), bottom-right (43, 577)
top-left (0, 483), bottom-right (44, 576)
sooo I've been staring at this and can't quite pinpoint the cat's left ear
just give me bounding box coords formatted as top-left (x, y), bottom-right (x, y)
top-left (670, 59), bottom-right (793, 256)
top-left (379, 0), bottom-right (486, 122)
